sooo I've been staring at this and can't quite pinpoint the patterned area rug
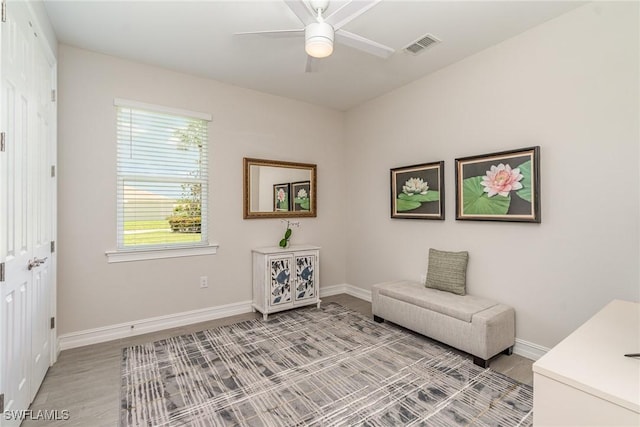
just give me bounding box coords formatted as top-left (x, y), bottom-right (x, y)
top-left (120, 303), bottom-right (533, 426)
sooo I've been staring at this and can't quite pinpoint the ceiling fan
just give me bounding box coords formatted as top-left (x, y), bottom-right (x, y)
top-left (235, 0), bottom-right (394, 72)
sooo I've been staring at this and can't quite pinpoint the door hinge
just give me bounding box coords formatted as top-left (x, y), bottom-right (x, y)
top-left (0, 132), bottom-right (5, 152)
top-left (50, 317), bottom-right (55, 329)
top-left (50, 241), bottom-right (55, 253)
top-left (51, 89), bottom-right (56, 102)
top-left (51, 165), bottom-right (56, 177)
top-left (1, 0), bottom-right (6, 23)
top-left (0, 262), bottom-right (4, 282)
top-left (0, 393), bottom-right (4, 413)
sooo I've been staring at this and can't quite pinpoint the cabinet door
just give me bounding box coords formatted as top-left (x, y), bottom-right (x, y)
top-left (294, 253), bottom-right (316, 301)
top-left (269, 255), bottom-right (292, 306)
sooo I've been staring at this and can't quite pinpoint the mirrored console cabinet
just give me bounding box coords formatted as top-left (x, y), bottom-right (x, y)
top-left (252, 245), bottom-right (320, 320)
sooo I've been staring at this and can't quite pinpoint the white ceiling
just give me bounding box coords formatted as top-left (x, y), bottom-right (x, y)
top-left (43, 0), bottom-right (585, 111)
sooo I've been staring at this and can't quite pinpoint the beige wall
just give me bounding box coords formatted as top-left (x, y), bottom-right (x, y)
top-left (57, 45), bottom-right (347, 334)
top-left (58, 2), bottom-right (639, 351)
top-left (344, 2), bottom-right (639, 349)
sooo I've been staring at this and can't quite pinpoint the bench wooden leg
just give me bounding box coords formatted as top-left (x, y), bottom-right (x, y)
top-left (373, 315), bottom-right (384, 323)
top-left (503, 346), bottom-right (514, 356)
top-left (473, 356), bottom-right (490, 368)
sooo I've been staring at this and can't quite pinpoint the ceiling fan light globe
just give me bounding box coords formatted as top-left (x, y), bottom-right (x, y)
top-left (305, 22), bottom-right (334, 58)
top-left (305, 39), bottom-right (333, 58)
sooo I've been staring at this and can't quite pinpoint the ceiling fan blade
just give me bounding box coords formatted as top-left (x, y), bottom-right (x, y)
top-left (305, 56), bottom-right (319, 73)
top-left (324, 0), bottom-right (381, 30)
top-left (284, 0), bottom-right (315, 26)
top-left (335, 29), bottom-right (394, 59)
top-left (235, 29), bottom-right (304, 38)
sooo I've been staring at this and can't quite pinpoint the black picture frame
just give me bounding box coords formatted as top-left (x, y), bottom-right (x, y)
top-left (455, 146), bottom-right (540, 222)
top-left (291, 181), bottom-right (311, 212)
top-left (273, 183), bottom-right (291, 211)
top-left (390, 161), bottom-right (445, 220)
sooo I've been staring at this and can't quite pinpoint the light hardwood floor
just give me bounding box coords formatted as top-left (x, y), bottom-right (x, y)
top-left (25, 294), bottom-right (534, 426)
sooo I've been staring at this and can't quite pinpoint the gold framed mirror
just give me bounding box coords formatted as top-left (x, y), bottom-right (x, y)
top-left (243, 157), bottom-right (317, 219)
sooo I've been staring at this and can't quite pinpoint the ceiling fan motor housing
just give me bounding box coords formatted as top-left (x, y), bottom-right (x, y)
top-left (305, 22), bottom-right (334, 58)
top-left (309, 0), bottom-right (329, 13)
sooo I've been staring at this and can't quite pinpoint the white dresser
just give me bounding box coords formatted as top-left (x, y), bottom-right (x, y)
top-left (533, 299), bottom-right (640, 426)
top-left (252, 245), bottom-right (320, 320)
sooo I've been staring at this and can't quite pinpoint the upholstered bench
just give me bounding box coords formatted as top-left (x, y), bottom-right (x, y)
top-left (372, 280), bottom-right (515, 367)
top-left (371, 280), bottom-right (515, 367)
top-left (370, 248), bottom-right (515, 367)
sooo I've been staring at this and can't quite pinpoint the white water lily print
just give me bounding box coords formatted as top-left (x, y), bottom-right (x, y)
top-left (391, 162), bottom-right (444, 220)
top-left (292, 181), bottom-right (311, 212)
top-left (402, 177), bottom-right (429, 196)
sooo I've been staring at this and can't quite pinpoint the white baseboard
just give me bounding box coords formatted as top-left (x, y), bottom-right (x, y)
top-left (60, 286), bottom-right (369, 351)
top-left (58, 300), bottom-right (253, 350)
top-left (58, 286), bottom-right (550, 362)
top-left (344, 285), bottom-right (372, 302)
top-left (321, 284), bottom-right (549, 360)
top-left (513, 338), bottom-right (550, 361)
top-left (320, 283), bottom-right (371, 302)
top-left (319, 284), bottom-right (349, 297)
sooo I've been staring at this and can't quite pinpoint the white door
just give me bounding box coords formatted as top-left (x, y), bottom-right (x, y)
top-left (0, 1), bottom-right (56, 424)
top-left (29, 31), bottom-right (55, 400)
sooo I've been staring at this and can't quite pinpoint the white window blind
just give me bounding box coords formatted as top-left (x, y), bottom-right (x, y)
top-left (115, 100), bottom-right (210, 250)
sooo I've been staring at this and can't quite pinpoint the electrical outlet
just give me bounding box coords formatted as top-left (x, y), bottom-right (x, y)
top-left (420, 274), bottom-right (427, 284)
top-left (200, 276), bottom-right (208, 288)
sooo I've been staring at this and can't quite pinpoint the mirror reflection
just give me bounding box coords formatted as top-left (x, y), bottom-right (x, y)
top-left (243, 158), bottom-right (317, 219)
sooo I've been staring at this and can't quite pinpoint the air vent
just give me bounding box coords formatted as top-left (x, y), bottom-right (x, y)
top-left (404, 34), bottom-right (440, 55)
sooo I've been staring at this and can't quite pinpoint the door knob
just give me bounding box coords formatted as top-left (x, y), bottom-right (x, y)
top-left (27, 257), bottom-right (48, 271)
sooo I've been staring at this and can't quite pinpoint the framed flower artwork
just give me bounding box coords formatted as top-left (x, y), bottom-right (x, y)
top-left (455, 146), bottom-right (540, 222)
top-left (273, 183), bottom-right (291, 211)
top-left (390, 161), bottom-right (444, 220)
top-left (291, 181), bottom-right (311, 212)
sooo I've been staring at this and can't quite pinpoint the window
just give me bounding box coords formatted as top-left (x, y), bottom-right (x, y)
top-left (113, 99), bottom-right (213, 257)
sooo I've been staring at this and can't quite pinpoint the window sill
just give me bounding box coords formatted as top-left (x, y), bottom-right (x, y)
top-left (105, 243), bottom-right (219, 263)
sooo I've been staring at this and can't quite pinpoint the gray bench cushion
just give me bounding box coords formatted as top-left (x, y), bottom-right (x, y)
top-left (376, 281), bottom-right (497, 322)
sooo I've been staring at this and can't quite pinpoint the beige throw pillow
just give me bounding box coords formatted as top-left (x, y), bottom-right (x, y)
top-left (425, 248), bottom-right (469, 295)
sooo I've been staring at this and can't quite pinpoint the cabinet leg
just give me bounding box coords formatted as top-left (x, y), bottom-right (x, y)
top-left (251, 307), bottom-right (256, 313)
top-left (317, 301), bottom-right (321, 309)
top-left (263, 313), bottom-right (268, 321)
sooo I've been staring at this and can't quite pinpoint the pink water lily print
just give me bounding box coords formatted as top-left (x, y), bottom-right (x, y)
top-left (480, 164), bottom-right (523, 197)
top-left (274, 183), bottom-right (290, 211)
top-left (455, 146), bottom-right (540, 223)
